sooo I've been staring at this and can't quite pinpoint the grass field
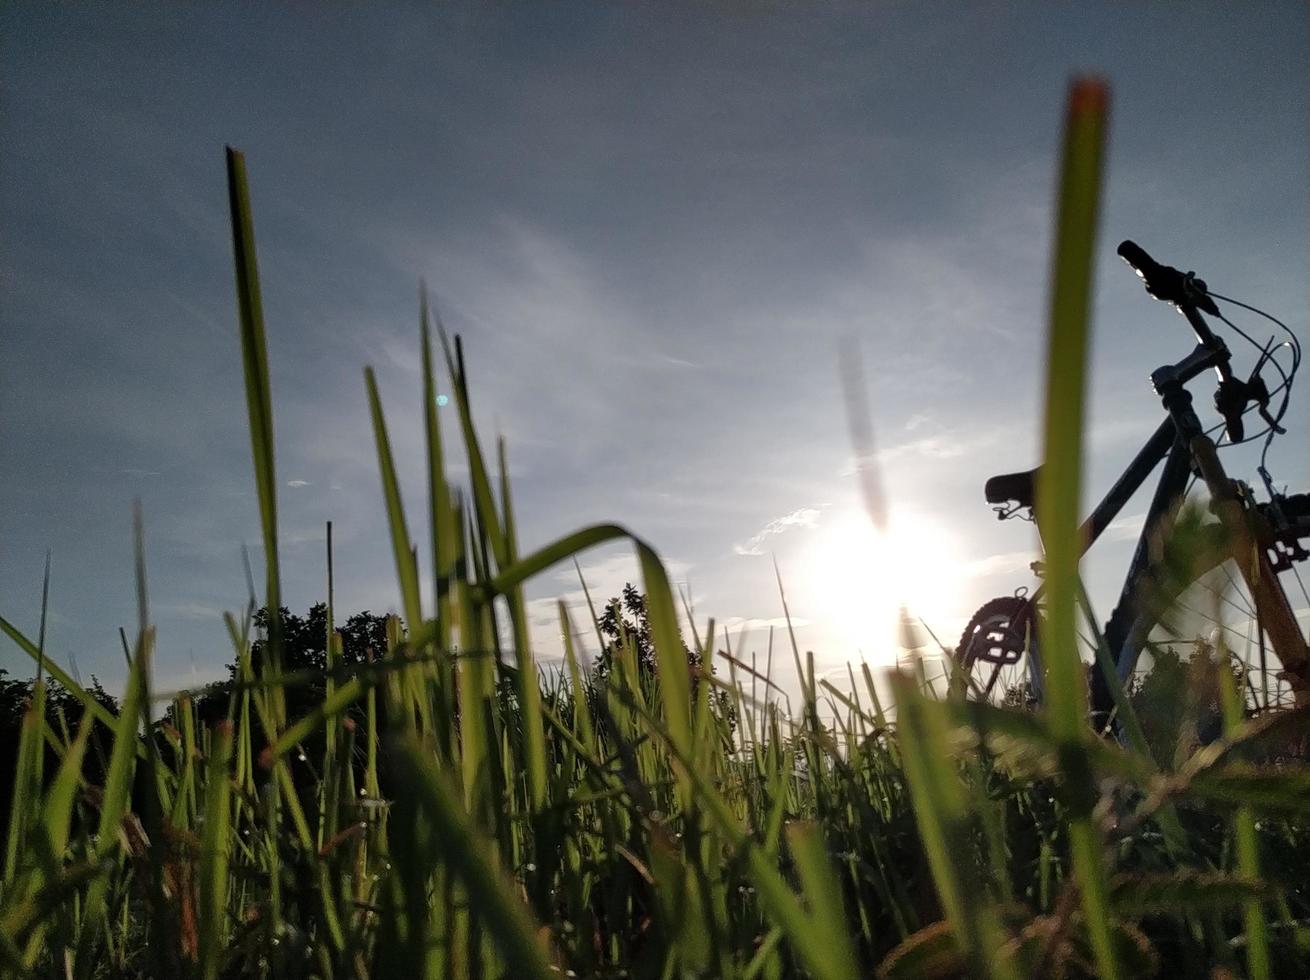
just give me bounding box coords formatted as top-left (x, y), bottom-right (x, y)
top-left (3, 79), bottom-right (1310, 980)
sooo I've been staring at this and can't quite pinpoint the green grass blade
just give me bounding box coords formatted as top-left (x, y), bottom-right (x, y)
top-left (438, 331), bottom-right (508, 571)
top-left (1034, 76), bottom-right (1117, 980)
top-left (74, 630), bottom-right (148, 975)
top-left (392, 739), bottom-right (555, 979)
top-left (1219, 658), bottom-right (1271, 979)
top-left (18, 711), bottom-right (93, 967)
top-left (0, 617), bottom-right (118, 732)
top-left (225, 145), bottom-right (285, 726)
top-left (420, 294), bottom-right (457, 755)
top-left (3, 682), bottom-right (44, 886)
top-left (786, 822), bottom-right (860, 980)
top-left (497, 437), bottom-right (548, 811)
top-left (199, 722), bottom-right (234, 980)
top-left (559, 602), bottom-right (597, 755)
top-left (365, 366), bottom-right (424, 632)
top-left (890, 674), bottom-right (1017, 980)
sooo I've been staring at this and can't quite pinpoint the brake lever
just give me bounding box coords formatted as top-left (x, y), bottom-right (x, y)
top-left (1247, 370), bottom-right (1286, 435)
top-left (1214, 368), bottom-right (1286, 444)
top-left (1181, 271), bottom-right (1220, 317)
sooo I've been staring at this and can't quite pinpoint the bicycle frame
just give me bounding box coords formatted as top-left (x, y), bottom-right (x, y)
top-left (1024, 338), bottom-right (1310, 719)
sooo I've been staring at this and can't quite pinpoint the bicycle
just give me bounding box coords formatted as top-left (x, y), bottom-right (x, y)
top-left (955, 240), bottom-right (1310, 729)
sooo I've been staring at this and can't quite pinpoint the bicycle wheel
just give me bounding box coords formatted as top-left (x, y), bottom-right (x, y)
top-left (1118, 521), bottom-right (1310, 715)
top-left (955, 595), bottom-right (1042, 707)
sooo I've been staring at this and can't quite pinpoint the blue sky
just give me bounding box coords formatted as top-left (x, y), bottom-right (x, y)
top-left (3, 3), bottom-right (1307, 698)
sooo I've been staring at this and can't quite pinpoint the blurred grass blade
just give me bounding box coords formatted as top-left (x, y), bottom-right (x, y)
top-left (1035, 76), bottom-right (1117, 980)
top-left (890, 673), bottom-right (1017, 980)
top-left (199, 722), bottom-right (234, 980)
top-left (786, 822), bottom-right (860, 979)
top-left (392, 739), bottom-right (555, 979)
top-left (1218, 659), bottom-right (1271, 980)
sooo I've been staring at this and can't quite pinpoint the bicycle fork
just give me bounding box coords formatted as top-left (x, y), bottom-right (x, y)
top-left (1155, 365), bottom-right (1310, 707)
top-left (1189, 434), bottom-right (1310, 706)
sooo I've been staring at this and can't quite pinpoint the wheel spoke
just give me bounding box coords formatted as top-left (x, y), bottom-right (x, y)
top-left (1146, 556), bottom-right (1296, 716)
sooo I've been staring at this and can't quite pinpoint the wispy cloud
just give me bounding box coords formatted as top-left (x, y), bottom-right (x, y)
top-left (733, 507), bottom-right (821, 556)
top-left (716, 614), bottom-right (812, 636)
top-left (155, 601), bottom-right (226, 621)
top-left (963, 550), bottom-right (1033, 579)
top-left (287, 479), bottom-right (311, 488)
top-left (873, 434), bottom-right (971, 464)
top-left (1105, 512), bottom-right (1146, 542)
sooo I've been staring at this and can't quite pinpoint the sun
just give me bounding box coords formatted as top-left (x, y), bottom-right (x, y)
top-left (796, 508), bottom-right (966, 662)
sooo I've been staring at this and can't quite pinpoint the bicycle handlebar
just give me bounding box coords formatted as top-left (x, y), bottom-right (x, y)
top-left (1119, 240), bottom-right (1254, 439)
top-left (1117, 240), bottom-right (1220, 317)
top-left (1116, 240), bottom-right (1163, 283)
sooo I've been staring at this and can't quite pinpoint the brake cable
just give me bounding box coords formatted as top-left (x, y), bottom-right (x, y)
top-left (1208, 292), bottom-right (1302, 502)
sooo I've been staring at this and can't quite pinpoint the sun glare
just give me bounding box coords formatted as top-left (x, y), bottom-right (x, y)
top-left (798, 509), bottom-right (965, 663)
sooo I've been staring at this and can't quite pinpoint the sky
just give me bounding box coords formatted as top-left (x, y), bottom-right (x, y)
top-left (2, 3), bottom-right (1308, 700)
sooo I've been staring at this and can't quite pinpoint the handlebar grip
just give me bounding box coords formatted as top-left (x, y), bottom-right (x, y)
top-left (1117, 238), bottom-right (1217, 315)
top-left (1117, 240), bottom-right (1161, 280)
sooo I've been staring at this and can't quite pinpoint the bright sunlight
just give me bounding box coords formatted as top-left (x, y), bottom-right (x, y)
top-left (798, 508), bottom-right (966, 664)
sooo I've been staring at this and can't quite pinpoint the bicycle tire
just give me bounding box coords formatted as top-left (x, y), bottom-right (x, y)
top-left (1113, 520), bottom-right (1307, 714)
top-left (954, 595), bottom-right (1041, 708)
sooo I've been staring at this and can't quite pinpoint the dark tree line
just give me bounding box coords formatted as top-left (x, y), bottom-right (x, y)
top-left (0, 587), bottom-right (714, 830)
top-left (0, 668), bottom-right (120, 829)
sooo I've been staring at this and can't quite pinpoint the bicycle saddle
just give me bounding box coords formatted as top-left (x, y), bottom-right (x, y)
top-left (984, 466), bottom-right (1041, 508)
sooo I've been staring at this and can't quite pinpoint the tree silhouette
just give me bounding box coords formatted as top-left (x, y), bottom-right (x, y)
top-left (592, 583), bottom-right (704, 681)
top-left (193, 603), bottom-right (392, 727)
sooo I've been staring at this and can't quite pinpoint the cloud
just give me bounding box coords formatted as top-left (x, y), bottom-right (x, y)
top-left (873, 434), bottom-right (971, 464)
top-left (286, 479), bottom-right (311, 488)
top-left (154, 601), bottom-right (226, 620)
top-left (963, 551), bottom-right (1034, 579)
top-left (1105, 512), bottom-right (1146, 542)
top-left (521, 549), bottom-right (696, 662)
top-left (548, 551), bottom-right (693, 604)
top-left (733, 507), bottom-right (821, 556)
top-left (716, 615), bottom-right (812, 636)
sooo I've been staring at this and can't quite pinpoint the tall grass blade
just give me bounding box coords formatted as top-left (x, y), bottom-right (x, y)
top-left (890, 673), bottom-right (1017, 980)
top-left (199, 722), bottom-right (234, 980)
top-left (392, 739), bottom-right (555, 979)
top-left (786, 822), bottom-right (861, 980)
top-left (74, 630), bottom-right (148, 975)
top-left (1035, 76), bottom-right (1117, 979)
top-left (225, 145), bottom-right (285, 726)
top-left (364, 366), bottom-right (424, 632)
